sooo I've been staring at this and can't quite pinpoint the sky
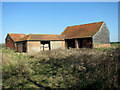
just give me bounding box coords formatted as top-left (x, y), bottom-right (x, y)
top-left (2, 2), bottom-right (118, 43)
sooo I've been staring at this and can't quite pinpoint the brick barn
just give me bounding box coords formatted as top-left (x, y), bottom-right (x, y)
top-left (5, 21), bottom-right (110, 53)
top-left (5, 34), bottom-right (26, 49)
top-left (15, 34), bottom-right (65, 53)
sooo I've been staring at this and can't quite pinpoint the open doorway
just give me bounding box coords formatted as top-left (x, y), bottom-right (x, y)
top-left (40, 41), bottom-right (50, 51)
top-left (22, 42), bottom-right (27, 52)
top-left (16, 43), bottom-right (18, 52)
top-left (77, 38), bottom-right (92, 48)
top-left (65, 38), bottom-right (92, 49)
top-left (66, 39), bottom-right (75, 49)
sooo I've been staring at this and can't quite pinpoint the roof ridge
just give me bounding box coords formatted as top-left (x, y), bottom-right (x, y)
top-left (67, 21), bottom-right (104, 28)
top-left (30, 34), bottom-right (60, 36)
top-left (61, 21), bottom-right (104, 39)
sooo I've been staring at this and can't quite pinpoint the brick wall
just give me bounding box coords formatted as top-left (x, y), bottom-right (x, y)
top-left (50, 41), bottom-right (65, 50)
top-left (17, 42), bottom-right (23, 52)
top-left (93, 44), bottom-right (110, 48)
top-left (5, 35), bottom-right (15, 49)
top-left (27, 41), bottom-right (40, 53)
top-left (16, 40), bottom-right (65, 53)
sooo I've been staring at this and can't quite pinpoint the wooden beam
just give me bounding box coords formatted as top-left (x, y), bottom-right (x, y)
top-left (75, 39), bottom-right (79, 49)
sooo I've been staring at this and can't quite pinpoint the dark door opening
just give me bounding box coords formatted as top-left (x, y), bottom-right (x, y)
top-left (22, 43), bottom-right (26, 52)
top-left (77, 38), bottom-right (92, 48)
top-left (16, 43), bottom-right (18, 52)
top-left (40, 41), bottom-right (50, 50)
top-left (66, 39), bottom-right (75, 49)
top-left (82, 39), bottom-right (87, 48)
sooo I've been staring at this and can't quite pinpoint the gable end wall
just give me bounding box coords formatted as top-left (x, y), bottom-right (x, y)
top-left (92, 22), bottom-right (110, 48)
top-left (5, 35), bottom-right (15, 49)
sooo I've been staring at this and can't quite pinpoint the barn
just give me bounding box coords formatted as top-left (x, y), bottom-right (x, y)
top-left (61, 21), bottom-right (110, 49)
top-left (15, 34), bottom-right (65, 53)
top-left (5, 21), bottom-right (110, 53)
top-left (5, 33), bottom-right (26, 49)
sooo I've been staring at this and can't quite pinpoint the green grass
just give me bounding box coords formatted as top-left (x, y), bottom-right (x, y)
top-left (96, 46), bottom-right (117, 51)
top-left (111, 43), bottom-right (120, 46)
top-left (2, 47), bottom-right (120, 89)
top-left (96, 43), bottom-right (120, 51)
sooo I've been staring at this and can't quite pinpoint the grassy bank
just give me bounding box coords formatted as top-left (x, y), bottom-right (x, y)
top-left (2, 47), bottom-right (120, 89)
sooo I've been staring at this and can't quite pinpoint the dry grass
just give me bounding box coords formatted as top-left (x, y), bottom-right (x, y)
top-left (2, 47), bottom-right (120, 89)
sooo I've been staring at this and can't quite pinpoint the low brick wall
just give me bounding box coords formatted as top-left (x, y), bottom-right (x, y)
top-left (93, 43), bottom-right (110, 48)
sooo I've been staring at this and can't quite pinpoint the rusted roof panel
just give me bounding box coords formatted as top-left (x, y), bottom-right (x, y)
top-left (61, 21), bottom-right (104, 39)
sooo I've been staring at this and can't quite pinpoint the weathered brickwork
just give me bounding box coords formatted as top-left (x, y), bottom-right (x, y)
top-left (27, 41), bottom-right (40, 53)
top-left (5, 35), bottom-right (15, 49)
top-left (93, 44), bottom-right (110, 48)
top-left (50, 41), bottom-right (65, 50)
top-left (16, 40), bottom-right (65, 53)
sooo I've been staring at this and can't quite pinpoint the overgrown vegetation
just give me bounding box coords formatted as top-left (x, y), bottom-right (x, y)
top-left (2, 46), bottom-right (120, 89)
top-left (0, 43), bottom-right (5, 49)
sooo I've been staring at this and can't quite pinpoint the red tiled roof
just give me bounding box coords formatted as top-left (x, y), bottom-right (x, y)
top-left (8, 33), bottom-right (26, 42)
top-left (61, 21), bottom-right (104, 39)
top-left (19, 34), bottom-right (65, 41)
top-left (8, 21), bottom-right (104, 42)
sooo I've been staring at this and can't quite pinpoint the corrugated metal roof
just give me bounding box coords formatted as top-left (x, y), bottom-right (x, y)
top-left (61, 21), bottom-right (104, 39)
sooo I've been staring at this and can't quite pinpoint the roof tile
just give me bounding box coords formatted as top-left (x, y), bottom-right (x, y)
top-left (8, 33), bottom-right (26, 42)
top-left (61, 21), bottom-right (104, 39)
top-left (19, 34), bottom-right (65, 41)
top-left (8, 21), bottom-right (104, 42)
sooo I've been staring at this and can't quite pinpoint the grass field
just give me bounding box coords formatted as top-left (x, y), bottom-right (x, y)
top-left (2, 45), bottom-right (120, 89)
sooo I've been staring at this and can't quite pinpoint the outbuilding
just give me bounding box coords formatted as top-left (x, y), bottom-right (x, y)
top-left (15, 34), bottom-right (65, 53)
top-left (5, 21), bottom-right (110, 53)
top-left (5, 33), bottom-right (26, 49)
top-left (61, 21), bottom-right (110, 48)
